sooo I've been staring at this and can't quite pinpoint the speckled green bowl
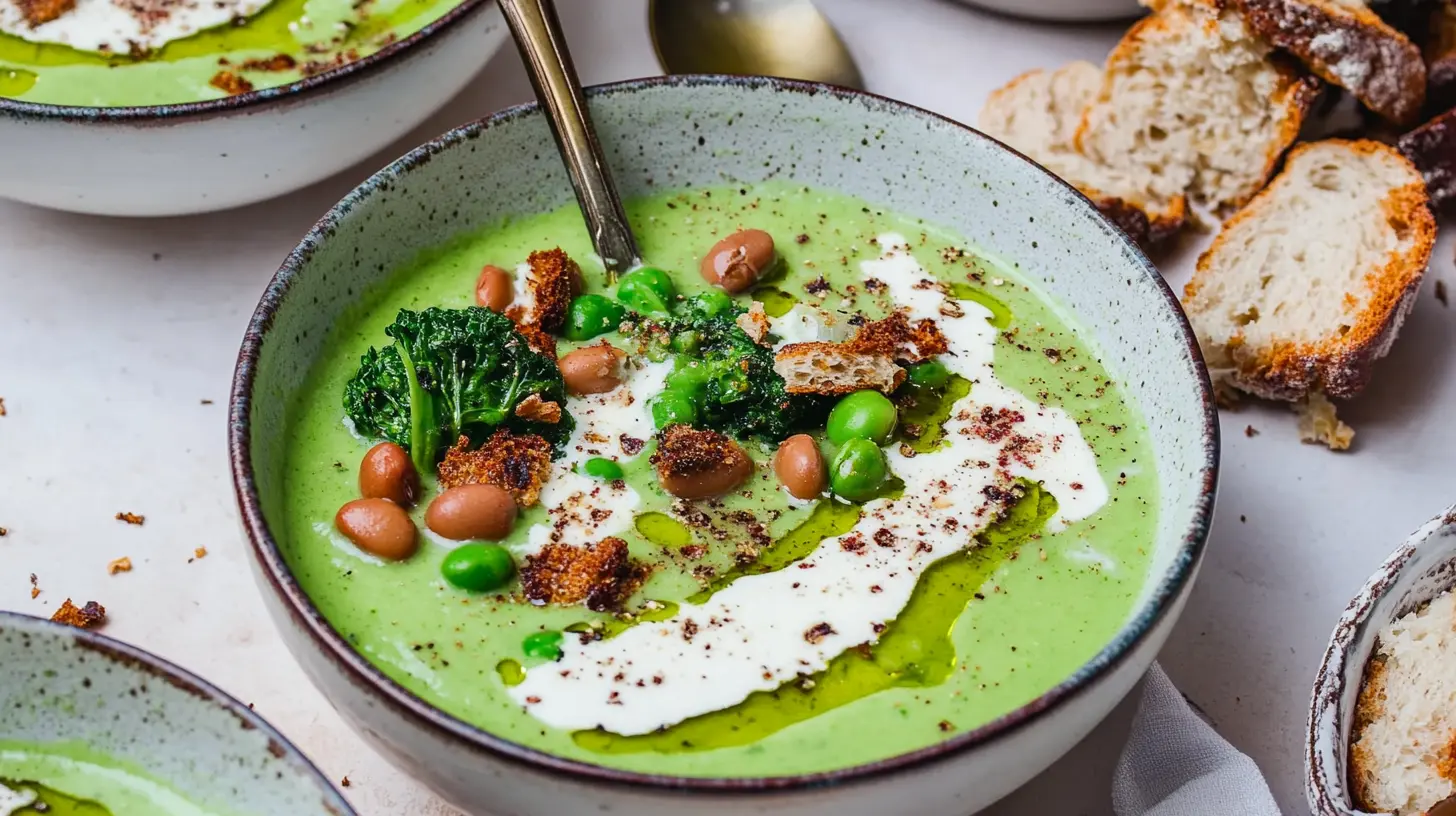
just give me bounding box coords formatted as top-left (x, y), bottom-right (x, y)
top-left (0, 611), bottom-right (354, 815)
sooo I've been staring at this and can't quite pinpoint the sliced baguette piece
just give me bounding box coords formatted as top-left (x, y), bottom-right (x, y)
top-left (1078, 0), bottom-right (1322, 212)
top-left (1182, 139), bottom-right (1435, 412)
top-left (1227, 0), bottom-right (1426, 125)
top-left (773, 343), bottom-right (904, 395)
top-left (1349, 590), bottom-right (1456, 814)
top-left (1399, 106), bottom-right (1456, 205)
top-left (979, 62), bottom-right (1188, 246)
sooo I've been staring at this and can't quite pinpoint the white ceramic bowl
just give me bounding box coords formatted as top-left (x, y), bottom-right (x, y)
top-left (231, 75), bottom-right (1219, 816)
top-left (950, 0), bottom-right (1145, 22)
top-left (0, 611), bottom-right (354, 815)
top-left (0, 0), bottom-right (505, 217)
top-left (1308, 505), bottom-right (1456, 815)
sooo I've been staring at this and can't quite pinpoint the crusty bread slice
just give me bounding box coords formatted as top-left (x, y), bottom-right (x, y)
top-left (774, 343), bottom-right (904, 395)
top-left (1078, 0), bottom-right (1321, 212)
top-left (1399, 104), bottom-right (1456, 205)
top-left (1228, 0), bottom-right (1427, 125)
top-left (1182, 139), bottom-right (1434, 412)
top-left (979, 62), bottom-right (1188, 246)
top-left (1349, 590), bottom-right (1456, 814)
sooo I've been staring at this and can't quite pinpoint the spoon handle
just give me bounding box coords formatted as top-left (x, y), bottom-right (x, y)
top-left (498, 0), bottom-right (641, 281)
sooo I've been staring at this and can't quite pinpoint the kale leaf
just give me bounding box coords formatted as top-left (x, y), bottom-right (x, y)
top-left (648, 301), bottom-right (828, 442)
top-left (344, 307), bottom-right (572, 471)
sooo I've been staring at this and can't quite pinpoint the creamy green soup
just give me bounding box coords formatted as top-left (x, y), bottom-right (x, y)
top-left (1, 744), bottom-right (219, 815)
top-left (280, 182), bottom-right (1158, 777)
top-left (0, 0), bottom-right (458, 107)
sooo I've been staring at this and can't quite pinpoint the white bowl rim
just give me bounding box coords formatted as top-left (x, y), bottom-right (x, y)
top-left (228, 73), bottom-right (1221, 793)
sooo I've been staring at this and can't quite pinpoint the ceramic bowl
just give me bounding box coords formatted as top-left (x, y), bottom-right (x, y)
top-left (0, 611), bottom-right (354, 814)
top-left (950, 0), bottom-right (1145, 22)
top-left (1307, 505), bottom-right (1456, 815)
top-left (0, 0), bottom-right (505, 217)
top-left (230, 75), bottom-right (1219, 816)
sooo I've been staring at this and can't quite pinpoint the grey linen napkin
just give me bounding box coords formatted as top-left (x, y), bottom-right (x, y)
top-left (1112, 663), bottom-right (1282, 816)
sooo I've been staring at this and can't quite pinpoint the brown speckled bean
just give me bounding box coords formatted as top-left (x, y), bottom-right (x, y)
top-left (773, 434), bottom-right (826, 500)
top-left (659, 448), bottom-right (754, 500)
top-left (335, 498), bottom-right (418, 561)
top-left (559, 343), bottom-right (625, 395)
top-left (426, 484), bottom-right (518, 541)
top-left (476, 265), bottom-right (515, 312)
top-left (700, 229), bottom-right (776, 293)
top-left (358, 442), bottom-right (420, 507)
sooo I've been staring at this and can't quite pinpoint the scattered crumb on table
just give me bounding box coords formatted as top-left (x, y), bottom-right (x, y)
top-left (0, 527), bottom-right (8, 536)
top-left (341, 776), bottom-right (351, 788)
top-left (108, 557), bottom-right (132, 575)
top-left (1240, 515), bottom-right (1247, 523)
top-left (29, 573), bottom-right (39, 599)
top-left (1438, 280), bottom-right (1449, 307)
top-left (51, 599), bottom-right (106, 629)
top-left (200, 399), bottom-right (214, 405)
top-left (189, 547), bottom-right (208, 563)
top-left (0, 397), bottom-right (7, 416)
top-left (115, 511), bottom-right (145, 525)
top-left (1244, 425), bottom-right (1259, 437)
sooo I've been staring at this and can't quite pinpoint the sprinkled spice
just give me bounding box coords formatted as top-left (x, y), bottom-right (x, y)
top-left (804, 622), bottom-right (835, 644)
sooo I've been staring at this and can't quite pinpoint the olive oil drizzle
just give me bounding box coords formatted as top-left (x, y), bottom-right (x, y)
top-left (0, 780), bottom-right (113, 815)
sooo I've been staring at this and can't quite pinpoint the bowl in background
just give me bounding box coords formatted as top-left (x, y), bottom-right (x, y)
top-left (230, 74), bottom-right (1218, 815)
top-left (1307, 505), bottom-right (1456, 815)
top-left (0, 0), bottom-right (505, 217)
top-left (0, 611), bottom-right (354, 815)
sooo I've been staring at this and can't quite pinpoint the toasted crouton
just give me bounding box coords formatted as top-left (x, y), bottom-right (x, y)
top-left (1227, 0), bottom-right (1426, 125)
top-left (1399, 95), bottom-right (1456, 207)
top-left (1349, 590), bottom-right (1456, 814)
top-left (979, 62), bottom-right (1189, 246)
top-left (436, 431), bottom-right (553, 507)
top-left (1182, 140), bottom-right (1435, 408)
top-left (848, 311), bottom-right (949, 362)
top-left (14, 0), bottom-right (74, 25)
top-left (519, 538), bottom-right (647, 611)
top-left (513, 393), bottom-right (562, 424)
top-left (774, 342), bottom-right (904, 395)
top-left (1078, 0), bottom-right (1321, 212)
top-left (513, 249), bottom-right (583, 334)
top-left (50, 599), bottom-right (106, 629)
top-left (736, 302), bottom-right (771, 345)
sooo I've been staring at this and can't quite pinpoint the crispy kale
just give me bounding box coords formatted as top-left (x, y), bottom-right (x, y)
top-left (639, 295), bottom-right (828, 442)
top-left (344, 307), bottom-right (572, 471)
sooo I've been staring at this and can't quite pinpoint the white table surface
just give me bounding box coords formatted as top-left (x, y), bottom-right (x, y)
top-left (3, 1), bottom-right (1452, 813)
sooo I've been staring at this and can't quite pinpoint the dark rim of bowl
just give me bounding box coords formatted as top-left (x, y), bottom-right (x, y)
top-left (0, 0), bottom-right (492, 122)
top-left (0, 610), bottom-right (356, 815)
top-left (229, 73), bottom-right (1220, 793)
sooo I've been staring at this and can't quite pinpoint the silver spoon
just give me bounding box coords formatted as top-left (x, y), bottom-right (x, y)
top-left (498, 0), bottom-right (640, 284)
top-left (649, 0), bottom-right (864, 90)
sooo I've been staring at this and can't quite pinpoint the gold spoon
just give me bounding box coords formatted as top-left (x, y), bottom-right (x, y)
top-left (650, 0), bottom-right (864, 89)
top-left (498, 0), bottom-right (641, 283)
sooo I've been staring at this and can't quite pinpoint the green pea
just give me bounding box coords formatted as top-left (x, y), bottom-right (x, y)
top-left (651, 389), bottom-right (699, 429)
top-left (522, 630), bottom-right (564, 661)
top-left (666, 361), bottom-right (711, 394)
top-left (826, 390), bottom-right (898, 445)
top-left (563, 294), bottom-right (626, 341)
top-left (671, 330), bottom-right (702, 354)
top-left (440, 543), bottom-right (516, 592)
top-left (582, 457), bottom-right (624, 481)
top-left (907, 360), bottom-right (951, 389)
top-left (829, 438), bottom-right (888, 502)
top-left (681, 289), bottom-right (733, 318)
top-left (616, 266), bottom-right (677, 314)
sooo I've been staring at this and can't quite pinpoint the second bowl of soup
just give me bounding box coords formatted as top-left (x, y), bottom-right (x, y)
top-left (232, 75), bottom-right (1218, 815)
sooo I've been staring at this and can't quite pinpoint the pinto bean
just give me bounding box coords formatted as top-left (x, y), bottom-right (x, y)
top-left (358, 442), bottom-right (420, 507)
top-left (426, 484), bottom-right (518, 541)
top-left (559, 343), bottom-right (625, 395)
top-left (335, 498), bottom-right (418, 561)
top-left (476, 265), bottom-right (515, 312)
top-left (773, 434), bottom-right (826, 500)
top-left (700, 229), bottom-right (777, 293)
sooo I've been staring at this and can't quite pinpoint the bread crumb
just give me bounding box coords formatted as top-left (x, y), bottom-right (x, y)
top-left (15, 0), bottom-right (74, 25)
top-left (0, 526), bottom-right (8, 536)
top-left (209, 70), bottom-right (254, 96)
top-left (437, 431), bottom-right (553, 507)
top-left (108, 557), bottom-right (132, 575)
top-left (1438, 280), bottom-right (1449, 307)
top-left (238, 54), bottom-right (297, 72)
top-left (194, 547), bottom-right (208, 559)
top-left (50, 599), bottom-right (106, 630)
top-left (115, 512), bottom-right (145, 525)
top-left (735, 302), bottom-right (771, 345)
top-left (0, 397), bottom-right (7, 416)
top-left (519, 538), bottom-right (648, 611)
top-left (1245, 425), bottom-right (1259, 437)
top-left (340, 776), bottom-right (351, 788)
top-left (650, 425), bottom-right (748, 480)
top-left (516, 249), bottom-right (581, 333)
top-left (513, 394), bottom-right (562, 424)
top-left (1297, 392), bottom-right (1355, 451)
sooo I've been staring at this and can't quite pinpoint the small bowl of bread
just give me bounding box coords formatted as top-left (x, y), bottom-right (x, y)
top-left (1307, 506), bottom-right (1456, 816)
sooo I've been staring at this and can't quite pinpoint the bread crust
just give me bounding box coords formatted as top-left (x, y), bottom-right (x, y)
top-left (1185, 139), bottom-right (1435, 401)
top-left (1400, 105), bottom-right (1456, 206)
top-left (1423, 2), bottom-right (1456, 112)
top-left (1228, 0), bottom-right (1427, 125)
